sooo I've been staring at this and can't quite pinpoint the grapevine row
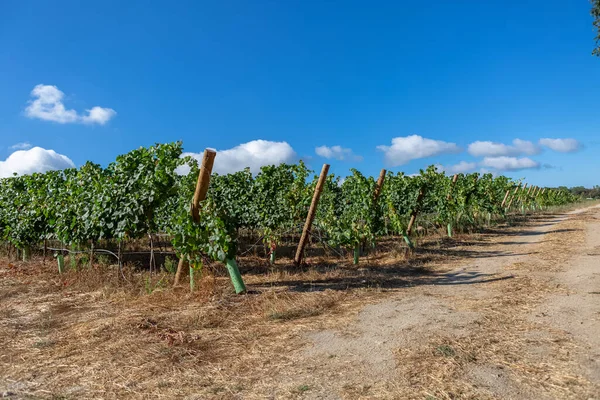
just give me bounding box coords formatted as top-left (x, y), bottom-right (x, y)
top-left (0, 142), bottom-right (577, 289)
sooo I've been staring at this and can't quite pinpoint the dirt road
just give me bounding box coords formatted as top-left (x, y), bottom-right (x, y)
top-left (264, 206), bottom-right (600, 399)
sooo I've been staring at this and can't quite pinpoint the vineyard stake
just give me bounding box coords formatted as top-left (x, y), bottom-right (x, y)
top-left (407, 188), bottom-right (425, 235)
top-left (373, 169), bottom-right (386, 203)
top-left (294, 164), bottom-right (330, 266)
top-left (90, 241), bottom-right (94, 268)
top-left (506, 183), bottom-right (521, 210)
top-left (501, 189), bottom-right (510, 208)
top-left (517, 183), bottom-right (528, 206)
top-left (446, 174), bottom-right (459, 238)
top-left (173, 148), bottom-right (216, 287)
top-left (405, 187), bottom-right (425, 248)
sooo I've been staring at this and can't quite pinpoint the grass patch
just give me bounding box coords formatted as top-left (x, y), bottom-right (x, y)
top-left (436, 344), bottom-right (456, 357)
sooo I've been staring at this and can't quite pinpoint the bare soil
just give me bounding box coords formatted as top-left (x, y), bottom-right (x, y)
top-left (1, 206), bottom-right (599, 399)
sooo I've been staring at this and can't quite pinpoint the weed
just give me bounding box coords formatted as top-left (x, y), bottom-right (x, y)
top-left (96, 254), bottom-right (112, 266)
top-left (436, 344), bottom-right (455, 357)
top-left (33, 339), bottom-right (56, 348)
top-left (79, 253), bottom-right (90, 267)
top-left (162, 256), bottom-right (176, 274)
top-left (144, 275), bottom-right (167, 294)
top-left (297, 384), bottom-right (310, 393)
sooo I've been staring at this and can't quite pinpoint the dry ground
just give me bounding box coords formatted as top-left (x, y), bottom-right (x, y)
top-left (1, 206), bottom-right (599, 399)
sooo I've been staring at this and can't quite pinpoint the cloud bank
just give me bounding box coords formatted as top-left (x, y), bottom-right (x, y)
top-left (539, 138), bottom-right (581, 153)
top-left (0, 147), bottom-right (75, 178)
top-left (181, 140), bottom-right (297, 175)
top-left (467, 139), bottom-right (540, 157)
top-left (377, 135), bottom-right (460, 166)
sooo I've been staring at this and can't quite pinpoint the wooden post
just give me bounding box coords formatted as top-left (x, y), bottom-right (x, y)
top-left (517, 183), bottom-right (528, 202)
top-left (173, 149), bottom-right (216, 287)
top-left (406, 188), bottom-right (425, 235)
top-left (446, 174), bottom-right (459, 237)
top-left (446, 174), bottom-right (459, 201)
top-left (506, 184), bottom-right (521, 209)
top-left (294, 164), bottom-right (330, 266)
top-left (89, 241), bottom-right (94, 268)
top-left (373, 169), bottom-right (386, 203)
top-left (501, 189), bottom-right (510, 208)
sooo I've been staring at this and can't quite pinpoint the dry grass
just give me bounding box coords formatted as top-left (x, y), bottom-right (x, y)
top-left (1, 206), bottom-right (598, 399)
top-left (384, 211), bottom-right (599, 399)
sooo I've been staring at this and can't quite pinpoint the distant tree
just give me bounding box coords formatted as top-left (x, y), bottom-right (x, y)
top-left (570, 186), bottom-right (586, 196)
top-left (593, 0), bottom-right (600, 56)
top-left (567, 185), bottom-right (600, 199)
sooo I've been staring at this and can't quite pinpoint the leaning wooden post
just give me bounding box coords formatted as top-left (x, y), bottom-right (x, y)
top-left (404, 187), bottom-right (425, 249)
top-left (501, 189), bottom-right (510, 208)
top-left (506, 183), bottom-right (521, 210)
top-left (294, 164), bottom-right (330, 266)
top-left (520, 183), bottom-right (529, 214)
top-left (373, 169), bottom-right (386, 203)
top-left (517, 183), bottom-right (528, 204)
top-left (173, 148), bottom-right (216, 288)
top-left (530, 186), bottom-right (538, 210)
top-left (446, 174), bottom-right (459, 237)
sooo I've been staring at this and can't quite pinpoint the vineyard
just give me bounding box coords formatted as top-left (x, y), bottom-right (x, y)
top-left (0, 142), bottom-right (577, 292)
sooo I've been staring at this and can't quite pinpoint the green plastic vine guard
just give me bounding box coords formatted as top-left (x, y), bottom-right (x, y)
top-left (70, 251), bottom-right (77, 270)
top-left (403, 234), bottom-right (414, 250)
top-left (189, 264), bottom-right (195, 292)
top-left (57, 254), bottom-right (65, 274)
top-left (270, 250), bottom-right (276, 266)
top-left (226, 258), bottom-right (246, 294)
top-left (447, 223), bottom-right (453, 238)
top-left (353, 245), bottom-right (360, 265)
top-left (22, 246), bottom-right (31, 262)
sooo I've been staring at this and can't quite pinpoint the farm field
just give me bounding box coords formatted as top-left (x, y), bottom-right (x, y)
top-left (3, 1), bottom-right (600, 399)
top-left (1, 204), bottom-right (599, 399)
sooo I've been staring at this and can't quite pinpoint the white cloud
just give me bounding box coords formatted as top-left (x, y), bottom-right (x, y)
top-left (436, 161), bottom-right (477, 174)
top-left (25, 84), bottom-right (116, 125)
top-left (480, 156), bottom-right (539, 171)
top-left (315, 145), bottom-right (362, 161)
top-left (81, 106), bottom-right (117, 125)
top-left (10, 142), bottom-right (32, 150)
top-left (539, 138), bottom-right (581, 153)
top-left (376, 135), bottom-right (460, 166)
top-left (467, 139), bottom-right (540, 157)
top-left (0, 147), bottom-right (75, 178)
top-left (181, 140), bottom-right (297, 175)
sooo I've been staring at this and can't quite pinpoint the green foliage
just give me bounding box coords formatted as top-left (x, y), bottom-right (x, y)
top-left (162, 256), bottom-right (177, 274)
top-left (0, 141), bottom-right (580, 265)
top-left (317, 169), bottom-right (377, 247)
top-left (593, 0), bottom-right (600, 56)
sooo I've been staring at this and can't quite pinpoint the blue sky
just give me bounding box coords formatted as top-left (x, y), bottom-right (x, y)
top-left (0, 0), bottom-right (598, 186)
